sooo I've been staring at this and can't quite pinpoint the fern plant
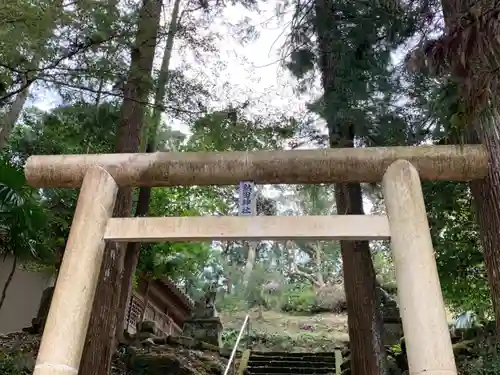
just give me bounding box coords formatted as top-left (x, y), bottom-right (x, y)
top-left (0, 156), bottom-right (53, 311)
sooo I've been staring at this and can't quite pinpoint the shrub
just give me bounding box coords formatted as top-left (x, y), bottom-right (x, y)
top-left (0, 353), bottom-right (31, 375)
top-left (463, 343), bottom-right (500, 375)
top-left (217, 294), bottom-right (248, 312)
top-left (281, 285), bottom-right (316, 314)
top-left (315, 284), bottom-right (346, 313)
top-left (280, 283), bottom-right (347, 314)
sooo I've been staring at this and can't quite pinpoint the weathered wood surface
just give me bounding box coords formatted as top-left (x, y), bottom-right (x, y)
top-left (382, 160), bottom-right (457, 375)
top-left (104, 215), bottom-right (391, 242)
top-left (34, 167), bottom-right (118, 375)
top-left (25, 145), bottom-right (487, 188)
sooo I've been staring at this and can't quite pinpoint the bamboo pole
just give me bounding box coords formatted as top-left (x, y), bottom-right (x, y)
top-left (382, 160), bottom-right (457, 375)
top-left (25, 145), bottom-right (487, 188)
top-left (33, 167), bottom-right (118, 375)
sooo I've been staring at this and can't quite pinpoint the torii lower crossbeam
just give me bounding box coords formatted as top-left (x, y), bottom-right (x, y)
top-left (104, 215), bottom-right (390, 242)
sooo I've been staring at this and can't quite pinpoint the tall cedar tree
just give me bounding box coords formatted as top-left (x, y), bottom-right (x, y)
top-left (409, 1), bottom-right (500, 333)
top-left (79, 1), bottom-right (163, 374)
top-left (116, 0), bottom-right (182, 340)
top-left (314, 0), bottom-right (387, 374)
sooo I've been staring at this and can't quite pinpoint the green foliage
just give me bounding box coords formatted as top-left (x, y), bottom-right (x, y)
top-left (138, 241), bottom-right (212, 281)
top-left (221, 328), bottom-right (241, 349)
top-left (423, 180), bottom-right (491, 316)
top-left (0, 0), bottom-right (130, 106)
top-left (8, 103), bottom-right (117, 159)
top-left (186, 106), bottom-right (298, 152)
top-left (282, 0), bottom-right (428, 148)
top-left (6, 103), bottom-right (226, 291)
top-left (4, 103), bottom-right (120, 264)
top-left (0, 156), bottom-right (54, 263)
top-left (0, 352), bottom-right (30, 374)
top-left (373, 249), bottom-right (396, 290)
top-left (282, 0), bottom-right (494, 321)
top-left (139, 184), bottom-right (228, 284)
top-left (281, 284), bottom-right (317, 314)
top-left (464, 344), bottom-right (500, 375)
top-left (216, 294), bottom-right (249, 313)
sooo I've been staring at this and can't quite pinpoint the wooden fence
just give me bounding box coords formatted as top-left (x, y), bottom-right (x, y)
top-left (125, 292), bottom-right (182, 336)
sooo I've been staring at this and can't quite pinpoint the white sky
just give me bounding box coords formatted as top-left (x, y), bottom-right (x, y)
top-left (164, 2), bottom-right (317, 134)
top-left (30, 2), bottom-right (314, 133)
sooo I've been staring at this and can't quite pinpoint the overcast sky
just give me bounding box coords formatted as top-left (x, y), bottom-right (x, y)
top-left (29, 1), bottom-right (316, 135)
top-left (25, 1), bottom-right (386, 213)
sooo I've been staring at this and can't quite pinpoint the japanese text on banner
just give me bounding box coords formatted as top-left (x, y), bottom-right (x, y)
top-left (238, 181), bottom-right (255, 216)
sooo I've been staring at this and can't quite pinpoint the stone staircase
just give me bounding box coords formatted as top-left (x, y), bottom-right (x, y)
top-left (244, 351), bottom-right (341, 375)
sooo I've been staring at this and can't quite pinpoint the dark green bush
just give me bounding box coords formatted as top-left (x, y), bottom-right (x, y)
top-left (0, 353), bottom-right (31, 375)
top-left (280, 283), bottom-right (347, 314)
top-left (281, 285), bottom-right (316, 313)
top-left (464, 343), bottom-right (500, 375)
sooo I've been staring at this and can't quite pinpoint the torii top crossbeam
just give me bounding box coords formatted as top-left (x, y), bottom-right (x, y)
top-left (24, 144), bottom-right (487, 188)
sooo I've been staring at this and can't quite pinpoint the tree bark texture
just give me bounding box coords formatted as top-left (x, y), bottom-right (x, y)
top-left (314, 0), bottom-right (387, 373)
top-left (314, 242), bottom-right (325, 286)
top-left (115, 0), bottom-right (182, 341)
top-left (438, 0), bottom-right (500, 334)
top-left (469, 125), bottom-right (500, 333)
top-left (334, 169), bottom-right (387, 375)
top-left (0, 87), bottom-right (29, 149)
top-left (243, 241), bottom-right (257, 288)
top-left (79, 1), bottom-right (162, 374)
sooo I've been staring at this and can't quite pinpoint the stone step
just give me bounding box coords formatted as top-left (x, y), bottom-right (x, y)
top-left (247, 366), bottom-right (334, 374)
top-left (249, 353), bottom-right (337, 363)
top-left (248, 360), bottom-right (335, 368)
top-left (248, 357), bottom-right (336, 364)
top-left (251, 351), bottom-right (337, 357)
top-left (246, 351), bottom-right (340, 375)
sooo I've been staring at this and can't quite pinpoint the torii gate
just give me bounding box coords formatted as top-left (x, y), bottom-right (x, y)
top-left (25, 144), bottom-right (488, 375)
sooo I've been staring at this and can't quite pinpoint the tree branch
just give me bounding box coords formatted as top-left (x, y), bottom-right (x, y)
top-left (36, 76), bottom-right (206, 117)
top-left (0, 32), bottom-right (124, 103)
top-left (291, 268), bottom-right (322, 288)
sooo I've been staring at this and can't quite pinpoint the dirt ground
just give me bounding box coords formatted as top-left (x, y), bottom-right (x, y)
top-left (220, 309), bottom-right (349, 352)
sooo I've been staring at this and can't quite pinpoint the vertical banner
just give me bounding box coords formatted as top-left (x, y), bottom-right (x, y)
top-left (238, 181), bottom-right (256, 216)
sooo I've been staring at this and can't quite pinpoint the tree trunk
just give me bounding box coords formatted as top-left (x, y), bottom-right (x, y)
top-left (469, 124), bottom-right (500, 333)
top-left (243, 241), bottom-right (257, 288)
top-left (313, 0), bottom-right (386, 372)
top-left (141, 0), bottom-right (181, 152)
top-left (0, 257), bottom-right (17, 312)
top-left (79, 1), bottom-right (162, 374)
top-left (334, 181), bottom-right (386, 375)
top-left (115, 0), bottom-right (182, 342)
top-left (0, 87), bottom-right (29, 148)
top-left (438, 0), bottom-right (500, 335)
top-left (314, 242), bottom-right (324, 286)
top-left (222, 243), bottom-right (233, 294)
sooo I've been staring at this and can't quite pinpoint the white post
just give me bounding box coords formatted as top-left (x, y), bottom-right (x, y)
top-left (382, 160), bottom-right (457, 375)
top-left (33, 167), bottom-right (118, 375)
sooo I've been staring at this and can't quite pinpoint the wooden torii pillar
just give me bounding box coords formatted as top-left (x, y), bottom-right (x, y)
top-left (25, 145), bottom-right (488, 375)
